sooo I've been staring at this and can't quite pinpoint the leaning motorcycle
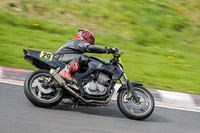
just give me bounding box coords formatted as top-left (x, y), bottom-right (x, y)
top-left (23, 48), bottom-right (154, 120)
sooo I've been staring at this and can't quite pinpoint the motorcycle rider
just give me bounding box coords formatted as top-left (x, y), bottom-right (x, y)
top-left (53, 29), bottom-right (116, 84)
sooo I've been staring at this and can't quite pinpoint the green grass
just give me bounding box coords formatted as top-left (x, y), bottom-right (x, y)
top-left (0, 0), bottom-right (200, 94)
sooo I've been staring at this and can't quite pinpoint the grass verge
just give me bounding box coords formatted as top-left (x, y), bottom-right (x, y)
top-left (0, 0), bottom-right (200, 94)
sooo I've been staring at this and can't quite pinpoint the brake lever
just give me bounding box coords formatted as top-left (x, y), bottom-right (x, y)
top-left (120, 52), bottom-right (124, 55)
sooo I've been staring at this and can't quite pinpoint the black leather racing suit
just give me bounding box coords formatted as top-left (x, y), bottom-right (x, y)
top-left (53, 39), bottom-right (107, 65)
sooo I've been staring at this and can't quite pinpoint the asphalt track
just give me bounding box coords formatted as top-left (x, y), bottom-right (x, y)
top-left (0, 83), bottom-right (200, 133)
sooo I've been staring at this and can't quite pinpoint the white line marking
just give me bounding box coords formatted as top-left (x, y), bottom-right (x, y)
top-left (155, 104), bottom-right (200, 113)
top-left (1, 81), bottom-right (200, 113)
top-left (0, 80), bottom-right (23, 86)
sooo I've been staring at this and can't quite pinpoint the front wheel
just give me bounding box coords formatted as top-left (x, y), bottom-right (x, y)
top-left (117, 86), bottom-right (154, 120)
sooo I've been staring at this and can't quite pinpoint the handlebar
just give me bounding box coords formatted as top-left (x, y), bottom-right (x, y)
top-left (110, 48), bottom-right (123, 65)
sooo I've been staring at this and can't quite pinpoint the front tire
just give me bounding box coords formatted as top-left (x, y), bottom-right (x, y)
top-left (24, 69), bottom-right (63, 108)
top-left (117, 86), bottom-right (154, 120)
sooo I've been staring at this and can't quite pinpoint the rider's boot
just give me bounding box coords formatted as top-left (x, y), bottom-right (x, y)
top-left (59, 62), bottom-right (79, 84)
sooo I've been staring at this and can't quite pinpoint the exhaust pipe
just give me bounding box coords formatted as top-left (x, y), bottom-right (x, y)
top-left (50, 68), bottom-right (66, 86)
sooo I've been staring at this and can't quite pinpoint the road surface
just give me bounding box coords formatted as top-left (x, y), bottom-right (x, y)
top-left (0, 83), bottom-right (200, 133)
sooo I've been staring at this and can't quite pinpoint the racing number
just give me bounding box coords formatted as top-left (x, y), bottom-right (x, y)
top-left (40, 51), bottom-right (53, 61)
top-left (42, 52), bottom-right (51, 60)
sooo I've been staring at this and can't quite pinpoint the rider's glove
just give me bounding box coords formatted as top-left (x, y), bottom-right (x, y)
top-left (105, 47), bottom-right (118, 54)
top-left (105, 47), bottom-right (113, 54)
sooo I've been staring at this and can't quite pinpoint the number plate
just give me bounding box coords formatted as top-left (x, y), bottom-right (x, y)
top-left (40, 51), bottom-right (53, 62)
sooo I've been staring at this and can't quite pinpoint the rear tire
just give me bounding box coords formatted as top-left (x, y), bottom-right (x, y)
top-left (24, 69), bottom-right (63, 108)
top-left (117, 86), bottom-right (154, 120)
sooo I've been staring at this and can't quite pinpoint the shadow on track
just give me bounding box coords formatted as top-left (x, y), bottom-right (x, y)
top-left (52, 100), bottom-right (171, 123)
top-left (52, 101), bottom-right (125, 119)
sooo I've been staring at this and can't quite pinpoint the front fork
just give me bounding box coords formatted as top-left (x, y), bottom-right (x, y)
top-left (118, 64), bottom-right (140, 102)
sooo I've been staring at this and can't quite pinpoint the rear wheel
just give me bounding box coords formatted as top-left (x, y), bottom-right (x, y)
top-left (24, 69), bottom-right (63, 108)
top-left (117, 86), bottom-right (154, 120)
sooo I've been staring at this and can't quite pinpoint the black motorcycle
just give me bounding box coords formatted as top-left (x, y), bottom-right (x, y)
top-left (23, 48), bottom-right (154, 120)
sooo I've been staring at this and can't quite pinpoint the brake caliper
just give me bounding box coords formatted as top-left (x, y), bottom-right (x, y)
top-left (126, 91), bottom-right (133, 100)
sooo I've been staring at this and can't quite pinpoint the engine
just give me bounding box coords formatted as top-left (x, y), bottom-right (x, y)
top-left (84, 72), bottom-right (110, 96)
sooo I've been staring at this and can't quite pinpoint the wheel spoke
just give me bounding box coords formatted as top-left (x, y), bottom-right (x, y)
top-left (38, 90), bottom-right (42, 98)
top-left (140, 109), bottom-right (145, 113)
top-left (130, 107), bottom-right (135, 113)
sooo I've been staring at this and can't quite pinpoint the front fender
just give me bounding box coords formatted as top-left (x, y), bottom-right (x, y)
top-left (117, 82), bottom-right (143, 93)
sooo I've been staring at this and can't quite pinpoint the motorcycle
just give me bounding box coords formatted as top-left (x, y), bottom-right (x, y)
top-left (23, 48), bottom-right (154, 120)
